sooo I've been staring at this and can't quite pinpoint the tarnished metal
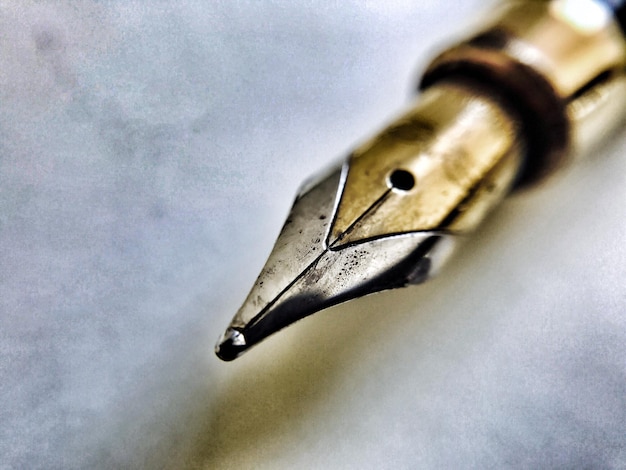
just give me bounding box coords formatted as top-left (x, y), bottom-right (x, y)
top-left (422, 0), bottom-right (626, 185)
top-left (330, 81), bottom-right (523, 246)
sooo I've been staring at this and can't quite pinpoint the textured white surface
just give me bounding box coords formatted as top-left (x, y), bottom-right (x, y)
top-left (1, 1), bottom-right (625, 469)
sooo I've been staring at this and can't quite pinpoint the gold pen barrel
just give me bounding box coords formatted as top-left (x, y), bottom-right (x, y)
top-left (422, 0), bottom-right (626, 186)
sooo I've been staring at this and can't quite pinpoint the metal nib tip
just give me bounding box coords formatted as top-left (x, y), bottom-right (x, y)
top-left (215, 328), bottom-right (248, 361)
top-left (214, 163), bottom-right (461, 361)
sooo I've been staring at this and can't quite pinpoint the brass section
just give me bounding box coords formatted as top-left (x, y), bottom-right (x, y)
top-left (421, 0), bottom-right (626, 185)
top-left (445, 144), bottom-right (521, 233)
top-left (329, 82), bottom-right (524, 247)
top-left (493, 0), bottom-right (626, 98)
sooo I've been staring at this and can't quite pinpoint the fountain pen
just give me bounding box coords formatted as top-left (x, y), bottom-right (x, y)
top-left (216, 0), bottom-right (626, 361)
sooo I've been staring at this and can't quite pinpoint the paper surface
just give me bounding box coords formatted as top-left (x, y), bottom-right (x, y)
top-left (1, 1), bottom-right (625, 468)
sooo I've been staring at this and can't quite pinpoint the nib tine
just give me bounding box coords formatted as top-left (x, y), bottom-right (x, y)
top-left (214, 159), bottom-right (460, 361)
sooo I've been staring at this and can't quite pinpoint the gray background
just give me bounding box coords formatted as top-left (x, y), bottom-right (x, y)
top-left (1, 1), bottom-right (625, 468)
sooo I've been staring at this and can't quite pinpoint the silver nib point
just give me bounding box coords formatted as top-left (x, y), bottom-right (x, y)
top-left (215, 328), bottom-right (247, 361)
top-left (215, 163), bottom-right (457, 360)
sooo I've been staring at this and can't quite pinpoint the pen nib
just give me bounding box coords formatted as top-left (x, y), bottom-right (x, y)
top-left (215, 82), bottom-right (524, 360)
top-left (214, 163), bottom-right (456, 360)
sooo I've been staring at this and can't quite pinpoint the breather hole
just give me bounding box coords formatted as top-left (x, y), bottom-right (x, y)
top-left (388, 169), bottom-right (415, 191)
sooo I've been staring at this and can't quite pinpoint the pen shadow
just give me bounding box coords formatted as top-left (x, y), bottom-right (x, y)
top-left (193, 290), bottom-right (445, 468)
top-left (185, 228), bottom-right (509, 468)
top-left (83, 132), bottom-right (626, 469)
top-left (90, 194), bottom-right (526, 469)
top-left (78, 243), bottom-right (465, 469)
